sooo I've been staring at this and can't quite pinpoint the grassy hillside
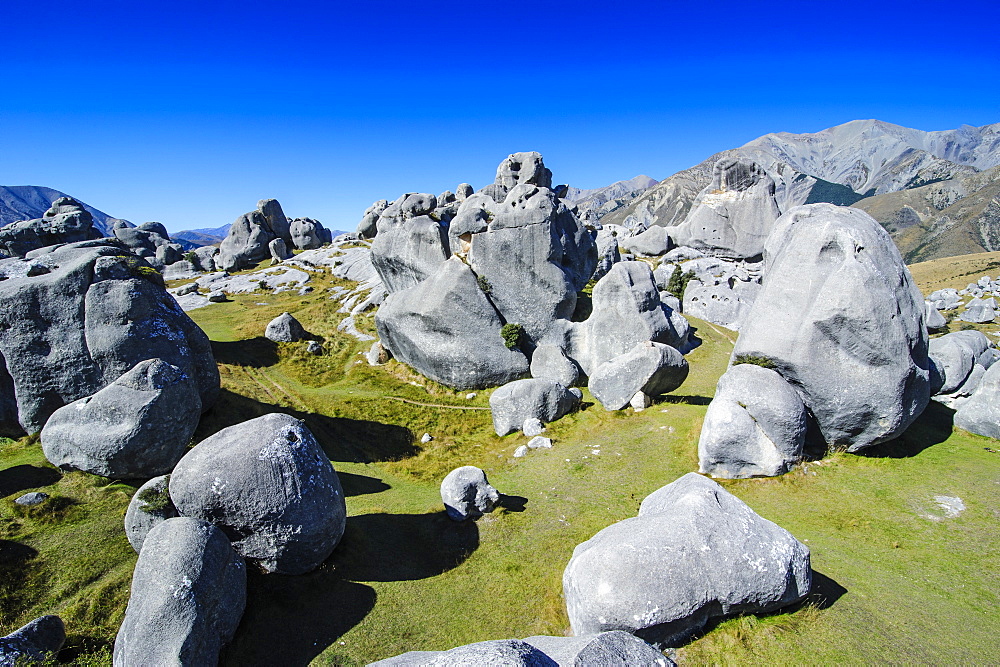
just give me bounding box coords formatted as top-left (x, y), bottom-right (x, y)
top-left (1, 255), bottom-right (998, 665)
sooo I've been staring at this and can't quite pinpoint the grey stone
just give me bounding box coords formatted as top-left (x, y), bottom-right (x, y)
top-left (306, 340), bottom-right (323, 355)
top-left (630, 391), bottom-right (651, 410)
top-left (529, 345), bottom-right (581, 387)
top-left (563, 473), bottom-right (810, 647)
top-left (490, 378), bottom-right (580, 436)
top-left (928, 330), bottom-right (990, 394)
top-left (699, 364), bottom-right (807, 478)
top-left (925, 301), bottom-right (947, 330)
top-left (522, 631), bottom-right (672, 667)
top-left (217, 199), bottom-right (292, 272)
top-left (366, 341), bottom-right (392, 365)
top-left (124, 475), bottom-right (179, 553)
top-left (960, 297), bottom-right (996, 323)
top-left (169, 413), bottom-right (346, 574)
top-left (479, 151), bottom-right (553, 202)
top-left (0, 243), bottom-right (218, 439)
top-left (954, 361), bottom-right (1000, 438)
top-left (927, 288), bottom-right (961, 310)
top-left (662, 246), bottom-right (705, 262)
top-left (265, 311), bottom-right (308, 342)
top-left (440, 465), bottom-right (500, 521)
top-left (591, 231), bottom-right (621, 282)
top-left (0, 616), bottom-right (66, 666)
top-left (113, 518), bottom-right (246, 666)
top-left (620, 225), bottom-right (671, 256)
top-left (269, 237), bottom-right (291, 262)
top-left (375, 257), bottom-right (529, 390)
top-left (41, 359), bottom-right (201, 478)
top-left (588, 341), bottom-right (689, 411)
top-left (175, 282), bottom-right (199, 296)
top-left (732, 204), bottom-right (929, 452)
top-left (0, 197), bottom-right (100, 257)
top-left (207, 290), bottom-right (227, 302)
top-left (14, 492), bottom-right (49, 506)
top-left (371, 210), bottom-right (450, 293)
top-left (683, 281), bottom-right (753, 331)
top-left (155, 242), bottom-right (184, 267)
top-left (527, 436), bottom-right (552, 449)
top-left (370, 639), bottom-right (556, 666)
top-left (456, 183), bottom-right (474, 200)
top-left (290, 217), bottom-right (332, 250)
top-left (523, 417), bottom-right (545, 437)
top-left (514, 445), bottom-right (528, 458)
top-left (357, 200), bottom-right (389, 239)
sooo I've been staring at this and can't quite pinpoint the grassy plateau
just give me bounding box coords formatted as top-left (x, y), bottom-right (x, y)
top-left (1, 251), bottom-right (998, 665)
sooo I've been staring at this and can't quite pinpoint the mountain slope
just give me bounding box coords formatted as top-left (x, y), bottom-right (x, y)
top-left (0, 185), bottom-right (127, 235)
top-left (564, 174), bottom-right (658, 222)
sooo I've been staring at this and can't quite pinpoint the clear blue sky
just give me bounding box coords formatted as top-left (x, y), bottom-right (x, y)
top-left (2, 0), bottom-right (998, 233)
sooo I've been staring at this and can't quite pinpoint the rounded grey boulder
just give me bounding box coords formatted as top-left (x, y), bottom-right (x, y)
top-left (954, 361), bottom-right (1000, 438)
top-left (41, 359), bottom-right (202, 479)
top-left (563, 473), bottom-right (811, 647)
top-left (113, 517), bottom-right (246, 667)
top-left (370, 639), bottom-right (556, 666)
top-left (169, 413), bottom-right (346, 574)
top-left (699, 363), bottom-right (807, 478)
top-left (124, 475), bottom-right (180, 553)
top-left (928, 330), bottom-right (990, 394)
top-left (523, 631), bottom-right (672, 666)
top-left (440, 465), bottom-right (500, 521)
top-left (265, 311), bottom-right (308, 342)
top-left (490, 378), bottom-right (580, 436)
top-left (529, 344), bottom-right (581, 387)
top-left (0, 615), bottom-right (65, 666)
top-left (588, 341), bottom-right (689, 410)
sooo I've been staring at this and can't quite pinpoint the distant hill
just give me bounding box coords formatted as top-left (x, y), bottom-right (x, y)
top-left (172, 224), bottom-right (232, 247)
top-left (601, 120), bottom-right (1000, 260)
top-left (564, 175), bottom-right (658, 223)
top-left (0, 185), bottom-right (128, 235)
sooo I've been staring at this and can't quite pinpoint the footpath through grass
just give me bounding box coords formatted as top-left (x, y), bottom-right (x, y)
top-left (0, 258), bottom-right (997, 664)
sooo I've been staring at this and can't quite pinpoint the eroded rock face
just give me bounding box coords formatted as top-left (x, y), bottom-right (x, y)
top-left (529, 344), bottom-right (581, 387)
top-left (954, 361), bottom-right (1000, 438)
top-left (113, 517), bottom-right (246, 667)
top-left (41, 359), bottom-right (201, 479)
top-left (376, 257), bottom-right (529, 390)
top-left (479, 151), bottom-right (553, 202)
top-left (0, 616), bottom-right (66, 666)
top-left (732, 204), bottom-right (929, 451)
top-left (169, 413), bottom-right (346, 575)
top-left (371, 199), bottom-right (450, 293)
top-left (563, 473), bottom-right (811, 647)
top-left (588, 341), bottom-right (689, 410)
top-left (289, 217), bottom-right (332, 249)
top-left (699, 364), bottom-right (807, 478)
top-left (0, 242), bottom-right (219, 436)
top-left (124, 474), bottom-right (179, 553)
top-left (217, 199), bottom-right (293, 272)
top-left (489, 378), bottom-right (579, 436)
top-left (928, 330), bottom-right (990, 394)
top-left (440, 466), bottom-right (500, 521)
top-left (667, 159), bottom-right (782, 260)
top-left (0, 197), bottom-right (100, 257)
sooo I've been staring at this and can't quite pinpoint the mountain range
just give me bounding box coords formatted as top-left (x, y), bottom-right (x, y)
top-left (0, 185), bottom-right (127, 236)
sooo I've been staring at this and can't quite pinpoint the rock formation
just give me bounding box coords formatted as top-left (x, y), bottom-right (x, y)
top-left (217, 198), bottom-right (293, 272)
top-left (124, 475), bottom-right (180, 553)
top-left (0, 616), bottom-right (66, 666)
top-left (0, 197), bottom-right (101, 257)
top-left (440, 466), bottom-right (500, 521)
top-left (588, 341), bottom-right (689, 410)
top-left (489, 379), bottom-right (580, 436)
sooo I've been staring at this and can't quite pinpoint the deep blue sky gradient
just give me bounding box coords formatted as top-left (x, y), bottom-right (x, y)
top-left (2, 0), bottom-right (998, 232)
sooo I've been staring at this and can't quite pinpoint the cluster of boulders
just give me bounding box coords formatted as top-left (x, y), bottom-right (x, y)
top-left (217, 198), bottom-right (333, 272)
top-left (926, 276), bottom-right (1000, 324)
top-left (698, 204), bottom-right (930, 477)
top-left (0, 197), bottom-right (103, 257)
top-left (927, 329), bottom-right (1000, 437)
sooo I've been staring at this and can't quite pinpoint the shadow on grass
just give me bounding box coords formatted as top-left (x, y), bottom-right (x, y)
top-left (858, 400), bottom-right (954, 459)
top-left (807, 570), bottom-right (847, 609)
top-left (194, 390), bottom-right (418, 463)
top-left (0, 540), bottom-right (42, 625)
top-left (221, 568), bottom-right (376, 667)
top-left (337, 471), bottom-right (390, 497)
top-left (0, 464), bottom-right (61, 498)
top-left (332, 511), bottom-right (479, 582)
top-left (210, 337), bottom-right (279, 368)
top-left (658, 395), bottom-right (713, 406)
top-left (499, 494), bottom-right (528, 512)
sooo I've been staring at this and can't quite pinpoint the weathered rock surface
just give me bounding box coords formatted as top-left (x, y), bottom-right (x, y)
top-left (376, 257), bottom-right (529, 389)
top-left (357, 200), bottom-right (389, 239)
top-left (370, 639), bottom-right (556, 666)
top-left (0, 197), bottom-right (100, 257)
top-left (928, 330), bottom-right (990, 394)
top-left (371, 197), bottom-right (450, 293)
top-left (925, 301), bottom-right (947, 330)
top-left (588, 341), bottom-right (689, 410)
top-left (960, 297), bottom-right (996, 323)
top-left (619, 225), bottom-right (671, 256)
top-left (41, 359), bottom-right (201, 478)
top-left (440, 466), bottom-right (500, 521)
top-left (217, 199), bottom-right (292, 272)
top-left (265, 312), bottom-right (308, 342)
top-left (699, 364), bottom-right (807, 478)
top-left (479, 151), bottom-right (553, 202)
top-left (523, 631), bottom-right (672, 667)
top-left (732, 204), bottom-right (929, 451)
top-left (490, 379), bottom-right (580, 436)
top-left (290, 217), bottom-right (332, 250)
top-left (113, 517), bottom-right (246, 667)
top-left (124, 475), bottom-right (180, 553)
top-left (169, 413), bottom-right (346, 574)
top-left (563, 473), bottom-right (811, 646)
top-left (0, 616), bottom-right (66, 666)
top-left (954, 361), bottom-right (1000, 438)
top-left (0, 242), bottom-right (219, 436)
top-left (529, 344), bottom-right (581, 387)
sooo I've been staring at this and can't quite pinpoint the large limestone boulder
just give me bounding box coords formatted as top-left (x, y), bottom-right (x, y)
top-left (0, 242), bottom-right (219, 436)
top-left (529, 344), bottom-right (581, 387)
top-left (954, 361), bottom-right (1000, 438)
top-left (124, 475), bottom-right (180, 553)
top-left (699, 363), bottom-right (807, 478)
top-left (0, 616), bottom-right (66, 666)
top-left (40, 359), bottom-right (201, 478)
top-left (440, 466), bottom-right (500, 521)
top-left (357, 199), bottom-right (389, 239)
top-left (169, 413), bottom-right (346, 574)
top-left (666, 159), bottom-right (781, 260)
top-left (289, 216), bottom-right (332, 250)
top-left (217, 198), bottom-right (292, 272)
top-left (113, 517), bottom-right (246, 666)
top-left (265, 311), bottom-right (308, 342)
top-left (0, 197), bottom-right (100, 257)
top-left (479, 151), bottom-right (553, 202)
top-left (928, 330), bottom-right (991, 394)
top-left (683, 280), bottom-right (755, 331)
top-left (371, 196), bottom-right (450, 293)
top-left (732, 204), bottom-right (929, 452)
top-left (523, 631), bottom-right (671, 666)
top-left (563, 473), bottom-right (811, 646)
top-left (489, 378), bottom-right (580, 436)
top-left (619, 225), bottom-right (671, 257)
top-left (376, 257), bottom-right (529, 390)
top-left (588, 341), bottom-right (689, 410)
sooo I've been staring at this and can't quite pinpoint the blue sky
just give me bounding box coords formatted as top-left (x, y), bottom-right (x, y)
top-left (2, 0), bottom-right (998, 233)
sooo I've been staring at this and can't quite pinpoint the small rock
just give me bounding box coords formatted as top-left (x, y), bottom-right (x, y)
top-left (466, 393), bottom-right (477, 400)
top-left (523, 417), bottom-right (545, 437)
top-left (14, 492), bottom-right (49, 506)
top-left (514, 445), bottom-right (529, 458)
top-left (366, 341), bottom-right (392, 365)
top-left (176, 282), bottom-right (199, 296)
top-left (421, 433), bottom-right (434, 444)
top-left (306, 341), bottom-right (323, 355)
top-left (265, 312), bottom-right (308, 343)
top-left (207, 290), bottom-right (227, 302)
top-left (630, 391), bottom-right (651, 410)
top-left (440, 466), bottom-right (500, 521)
top-left (527, 436), bottom-right (552, 449)
top-left (124, 475), bottom-right (179, 553)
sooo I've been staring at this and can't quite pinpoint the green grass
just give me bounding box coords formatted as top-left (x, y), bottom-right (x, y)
top-left (1, 258), bottom-right (998, 664)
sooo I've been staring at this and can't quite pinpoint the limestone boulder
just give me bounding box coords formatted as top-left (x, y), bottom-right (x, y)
top-left (523, 631), bottom-right (671, 667)
top-left (732, 204), bottom-right (929, 452)
top-left (370, 639), bottom-right (556, 666)
top-left (0, 197), bottom-right (100, 257)
top-left (169, 413), bottom-right (346, 574)
top-left (563, 473), bottom-right (810, 646)
top-left (0, 616), bottom-right (65, 666)
top-left (928, 330), bottom-right (990, 394)
top-left (529, 344), bottom-right (581, 387)
top-left (113, 518), bottom-right (246, 666)
top-left (960, 297), bottom-right (996, 323)
top-left (41, 359), bottom-right (201, 479)
top-left (357, 200), bottom-right (389, 239)
top-left (954, 361), bottom-right (1000, 438)
top-left (588, 341), bottom-right (689, 410)
top-left (217, 199), bottom-right (292, 272)
top-left (440, 466), bottom-right (500, 521)
top-left (490, 378), bottom-right (580, 436)
top-left (371, 199), bottom-right (450, 293)
top-left (699, 364), bottom-right (807, 478)
top-left (925, 301), bottom-right (947, 331)
top-left (124, 475), bottom-right (180, 553)
top-left (265, 311), bottom-right (308, 342)
top-left (619, 225), bottom-right (671, 256)
top-left (479, 151), bottom-right (553, 202)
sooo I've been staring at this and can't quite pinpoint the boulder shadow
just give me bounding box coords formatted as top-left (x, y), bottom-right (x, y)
top-left (858, 401), bottom-right (954, 459)
top-left (337, 471), bottom-right (390, 497)
top-left (194, 390), bottom-right (419, 463)
top-left (0, 465), bottom-right (61, 498)
top-left (221, 568), bottom-right (375, 667)
top-left (210, 337), bottom-right (279, 368)
top-left (657, 394), bottom-right (713, 406)
top-left (498, 494), bottom-right (528, 512)
top-left (331, 511), bottom-right (479, 582)
top-left (806, 570), bottom-right (847, 609)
